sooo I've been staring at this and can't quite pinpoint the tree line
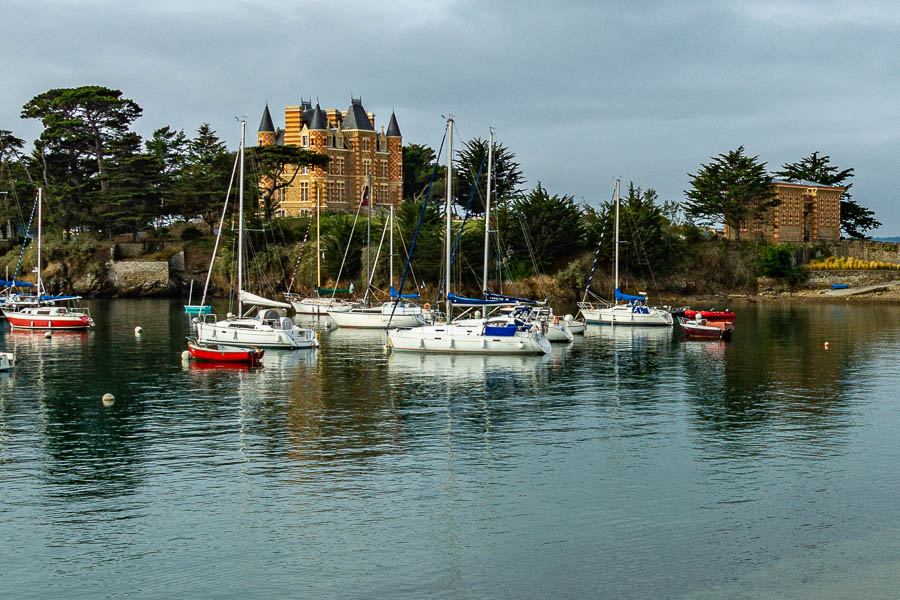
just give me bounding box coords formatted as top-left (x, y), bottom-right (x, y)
top-left (1, 85), bottom-right (883, 296)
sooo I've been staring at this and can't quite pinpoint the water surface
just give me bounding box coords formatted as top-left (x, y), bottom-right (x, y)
top-left (2, 300), bottom-right (899, 598)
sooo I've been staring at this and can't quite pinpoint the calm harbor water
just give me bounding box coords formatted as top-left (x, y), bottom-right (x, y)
top-left (2, 299), bottom-right (900, 598)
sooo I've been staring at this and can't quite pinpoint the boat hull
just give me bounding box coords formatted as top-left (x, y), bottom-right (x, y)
top-left (546, 323), bottom-right (574, 342)
top-left (581, 305), bottom-right (673, 326)
top-left (197, 320), bottom-right (318, 349)
top-left (290, 297), bottom-right (355, 315)
top-left (188, 342), bottom-right (264, 365)
top-left (388, 323), bottom-right (551, 354)
top-left (3, 312), bottom-right (93, 330)
top-left (683, 310), bottom-right (735, 321)
top-left (0, 352), bottom-right (14, 371)
top-left (330, 305), bottom-right (424, 329)
top-left (678, 318), bottom-right (733, 340)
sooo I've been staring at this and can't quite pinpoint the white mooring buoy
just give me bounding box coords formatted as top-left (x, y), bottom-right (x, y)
top-left (44, 331), bottom-right (52, 339)
top-left (102, 393), bottom-right (115, 406)
top-left (181, 350), bottom-right (191, 361)
top-left (134, 326), bottom-right (143, 335)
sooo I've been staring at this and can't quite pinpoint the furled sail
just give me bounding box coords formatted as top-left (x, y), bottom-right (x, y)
top-left (239, 290), bottom-right (291, 309)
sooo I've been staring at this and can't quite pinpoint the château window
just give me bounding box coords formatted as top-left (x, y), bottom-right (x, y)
top-left (302, 136), bottom-right (308, 147)
top-left (380, 160), bottom-right (388, 178)
top-left (327, 181), bottom-right (334, 202)
top-left (300, 182), bottom-right (308, 202)
top-left (337, 182), bottom-right (345, 203)
top-left (363, 159), bottom-right (371, 176)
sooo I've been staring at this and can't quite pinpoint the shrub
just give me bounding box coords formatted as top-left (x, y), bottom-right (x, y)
top-left (181, 225), bottom-right (202, 241)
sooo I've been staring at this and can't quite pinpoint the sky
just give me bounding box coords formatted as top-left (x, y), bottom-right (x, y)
top-left (2, 0), bottom-right (897, 233)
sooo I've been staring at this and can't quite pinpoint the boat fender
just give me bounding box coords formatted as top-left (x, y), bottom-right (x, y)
top-left (424, 303), bottom-right (431, 310)
top-left (553, 316), bottom-right (560, 325)
top-left (564, 314), bottom-right (573, 322)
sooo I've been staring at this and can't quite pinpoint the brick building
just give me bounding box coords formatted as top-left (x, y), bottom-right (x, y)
top-left (256, 97), bottom-right (402, 216)
top-left (725, 180), bottom-right (844, 243)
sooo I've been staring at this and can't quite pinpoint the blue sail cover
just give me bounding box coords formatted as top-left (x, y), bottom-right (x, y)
top-left (482, 290), bottom-right (539, 305)
top-left (389, 286), bottom-right (419, 299)
top-left (0, 280), bottom-right (34, 288)
top-left (39, 295), bottom-right (81, 301)
top-left (448, 292), bottom-right (511, 306)
top-left (615, 288), bottom-right (646, 302)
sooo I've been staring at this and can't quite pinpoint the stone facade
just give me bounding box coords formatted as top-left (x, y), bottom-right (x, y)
top-left (257, 98), bottom-right (402, 216)
top-left (726, 181), bottom-right (843, 243)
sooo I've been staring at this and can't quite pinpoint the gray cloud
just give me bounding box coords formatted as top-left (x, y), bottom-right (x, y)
top-left (2, 0), bottom-right (896, 231)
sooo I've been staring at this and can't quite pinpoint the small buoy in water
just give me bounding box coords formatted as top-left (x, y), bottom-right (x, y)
top-left (44, 331), bottom-right (52, 339)
top-left (134, 326), bottom-right (143, 335)
top-left (824, 341), bottom-right (830, 349)
top-left (191, 317), bottom-right (198, 324)
top-left (102, 393), bottom-right (115, 406)
top-left (181, 350), bottom-right (191, 361)
top-left (324, 321), bottom-right (332, 328)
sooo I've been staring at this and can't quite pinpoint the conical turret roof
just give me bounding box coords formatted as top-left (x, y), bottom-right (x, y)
top-left (309, 103), bottom-right (328, 130)
top-left (386, 111), bottom-right (401, 137)
top-left (258, 104), bottom-right (275, 133)
top-left (341, 97), bottom-right (374, 131)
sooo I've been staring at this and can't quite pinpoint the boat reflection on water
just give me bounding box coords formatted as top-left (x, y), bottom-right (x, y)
top-left (585, 323), bottom-right (673, 347)
top-left (5, 328), bottom-right (91, 349)
top-left (321, 326), bottom-right (387, 350)
top-left (387, 349), bottom-right (550, 383)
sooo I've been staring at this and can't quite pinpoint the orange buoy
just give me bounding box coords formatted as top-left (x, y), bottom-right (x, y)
top-left (824, 341), bottom-right (830, 349)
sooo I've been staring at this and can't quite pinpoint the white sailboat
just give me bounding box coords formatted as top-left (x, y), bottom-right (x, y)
top-left (329, 202), bottom-right (425, 329)
top-left (577, 179), bottom-right (673, 327)
top-left (2, 188), bottom-right (94, 330)
top-left (387, 118), bottom-right (550, 355)
top-left (196, 120), bottom-right (319, 349)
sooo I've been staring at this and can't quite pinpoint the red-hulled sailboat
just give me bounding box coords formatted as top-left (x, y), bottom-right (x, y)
top-left (186, 338), bottom-right (265, 366)
top-left (2, 189), bottom-right (94, 330)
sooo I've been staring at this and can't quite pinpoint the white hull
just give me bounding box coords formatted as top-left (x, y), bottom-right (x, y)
top-left (388, 323), bottom-right (551, 354)
top-left (0, 352), bottom-right (14, 371)
top-left (329, 304), bottom-right (424, 329)
top-left (564, 319), bottom-right (586, 334)
top-left (546, 323), bottom-right (574, 342)
top-left (289, 297), bottom-right (355, 315)
top-left (581, 304), bottom-right (673, 326)
top-left (197, 318), bottom-right (318, 349)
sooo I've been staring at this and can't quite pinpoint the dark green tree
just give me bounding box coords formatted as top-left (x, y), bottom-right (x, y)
top-left (774, 151), bottom-right (880, 239)
top-left (496, 183), bottom-right (583, 273)
top-left (402, 143), bottom-right (443, 202)
top-left (394, 195), bottom-right (444, 286)
top-left (145, 126), bottom-right (188, 221)
top-left (684, 146), bottom-right (777, 240)
top-left (179, 124), bottom-right (234, 230)
top-left (93, 133), bottom-right (162, 238)
top-left (249, 145), bottom-right (329, 221)
top-left (21, 86), bottom-right (142, 193)
top-left (583, 182), bottom-right (684, 278)
top-left (454, 137), bottom-right (524, 214)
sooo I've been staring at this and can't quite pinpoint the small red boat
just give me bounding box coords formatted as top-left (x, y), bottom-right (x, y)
top-left (679, 317), bottom-right (734, 341)
top-left (683, 309), bottom-right (735, 321)
top-left (186, 338), bottom-right (265, 366)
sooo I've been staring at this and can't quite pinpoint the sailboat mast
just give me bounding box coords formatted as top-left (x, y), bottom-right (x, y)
top-left (389, 204), bottom-right (394, 289)
top-left (366, 174), bottom-right (371, 303)
top-left (36, 187), bottom-right (42, 296)
top-left (316, 182), bottom-right (321, 289)
top-left (482, 128), bottom-right (493, 293)
top-left (237, 119), bottom-right (245, 316)
top-left (614, 178), bottom-right (620, 299)
top-left (445, 117), bottom-right (454, 319)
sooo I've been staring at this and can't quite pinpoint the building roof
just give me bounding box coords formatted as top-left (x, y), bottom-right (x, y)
top-left (341, 97), bottom-right (374, 131)
top-left (309, 103), bottom-right (328, 130)
top-left (386, 111), bottom-right (401, 137)
top-left (772, 179), bottom-right (846, 191)
top-left (258, 104), bottom-right (275, 133)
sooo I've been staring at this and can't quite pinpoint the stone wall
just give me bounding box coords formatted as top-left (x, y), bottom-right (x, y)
top-left (803, 269), bottom-right (900, 289)
top-left (106, 261), bottom-right (170, 295)
top-left (830, 239), bottom-right (900, 263)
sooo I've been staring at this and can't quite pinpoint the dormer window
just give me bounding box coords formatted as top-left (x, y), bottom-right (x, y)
top-left (302, 136), bottom-right (308, 147)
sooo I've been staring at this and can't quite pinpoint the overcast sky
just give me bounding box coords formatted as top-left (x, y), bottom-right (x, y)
top-left (2, 0), bottom-right (897, 233)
